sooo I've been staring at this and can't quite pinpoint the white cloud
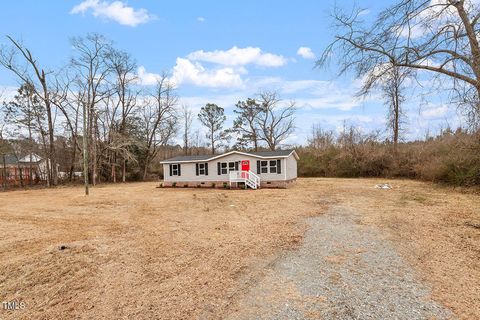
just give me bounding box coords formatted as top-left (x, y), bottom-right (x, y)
top-left (358, 9), bottom-right (371, 16)
top-left (165, 46), bottom-right (287, 88)
top-left (187, 46), bottom-right (287, 67)
top-left (135, 66), bottom-right (162, 86)
top-left (421, 105), bottom-right (449, 119)
top-left (197, 16), bottom-right (206, 22)
top-left (70, 0), bottom-right (155, 27)
top-left (171, 58), bottom-right (244, 88)
top-left (296, 47), bottom-right (316, 60)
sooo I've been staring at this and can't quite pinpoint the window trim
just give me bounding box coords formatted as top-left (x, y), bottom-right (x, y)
top-left (171, 164), bottom-right (179, 176)
top-left (219, 161), bottom-right (239, 175)
top-left (269, 160), bottom-right (277, 173)
top-left (260, 160), bottom-right (268, 173)
top-left (198, 163), bottom-right (206, 175)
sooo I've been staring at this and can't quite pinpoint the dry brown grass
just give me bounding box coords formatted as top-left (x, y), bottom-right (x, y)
top-left (0, 178), bottom-right (478, 319)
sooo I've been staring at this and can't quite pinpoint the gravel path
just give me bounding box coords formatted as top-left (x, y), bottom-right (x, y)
top-left (227, 206), bottom-right (453, 320)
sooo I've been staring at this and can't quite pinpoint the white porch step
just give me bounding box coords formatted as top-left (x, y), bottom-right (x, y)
top-left (229, 170), bottom-right (260, 189)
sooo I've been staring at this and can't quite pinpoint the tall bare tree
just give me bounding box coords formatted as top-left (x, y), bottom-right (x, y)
top-left (359, 63), bottom-right (411, 150)
top-left (256, 91), bottom-right (296, 150)
top-left (318, 0), bottom-right (480, 128)
top-left (0, 36), bottom-right (58, 186)
top-left (70, 33), bottom-right (113, 192)
top-left (108, 49), bottom-right (138, 182)
top-left (139, 75), bottom-right (177, 180)
top-left (198, 103), bottom-right (227, 154)
top-left (181, 104), bottom-right (194, 156)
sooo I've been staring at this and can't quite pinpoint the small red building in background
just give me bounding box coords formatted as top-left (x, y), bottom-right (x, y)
top-left (0, 153), bottom-right (49, 186)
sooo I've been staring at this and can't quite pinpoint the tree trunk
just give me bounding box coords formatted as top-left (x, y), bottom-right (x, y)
top-left (92, 116), bottom-right (98, 186)
top-left (122, 159), bottom-right (126, 182)
top-left (42, 78), bottom-right (57, 186)
top-left (2, 155), bottom-right (7, 191)
top-left (393, 85), bottom-right (400, 153)
top-left (28, 126), bottom-right (33, 186)
top-left (18, 166), bottom-right (24, 188)
top-left (112, 152), bottom-right (117, 183)
top-left (82, 102), bottom-right (89, 196)
top-left (69, 134), bottom-right (78, 182)
top-left (143, 158), bottom-right (149, 181)
top-left (211, 129), bottom-right (215, 154)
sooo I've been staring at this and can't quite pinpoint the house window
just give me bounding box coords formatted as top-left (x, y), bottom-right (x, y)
top-left (218, 161), bottom-right (239, 175)
top-left (199, 163), bottom-right (206, 175)
top-left (269, 160), bottom-right (277, 173)
top-left (196, 162), bottom-right (208, 175)
top-left (260, 161), bottom-right (268, 173)
top-left (257, 159), bottom-right (282, 175)
top-left (171, 164), bottom-right (179, 176)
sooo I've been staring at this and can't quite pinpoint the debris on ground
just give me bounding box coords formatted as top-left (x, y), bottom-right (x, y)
top-left (375, 183), bottom-right (392, 189)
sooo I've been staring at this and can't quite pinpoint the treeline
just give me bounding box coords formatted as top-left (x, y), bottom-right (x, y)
top-left (298, 125), bottom-right (480, 187)
top-left (0, 33), bottom-right (297, 190)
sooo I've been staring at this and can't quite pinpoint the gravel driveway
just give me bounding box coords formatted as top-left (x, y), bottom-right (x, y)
top-left (227, 206), bottom-right (453, 320)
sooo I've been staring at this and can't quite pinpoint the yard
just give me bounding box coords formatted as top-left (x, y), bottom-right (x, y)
top-left (0, 178), bottom-right (478, 319)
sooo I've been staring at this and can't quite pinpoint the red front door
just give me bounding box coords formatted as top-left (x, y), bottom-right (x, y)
top-left (241, 160), bottom-right (250, 171)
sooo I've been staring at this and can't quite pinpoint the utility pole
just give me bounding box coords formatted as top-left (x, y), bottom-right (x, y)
top-left (82, 102), bottom-right (89, 196)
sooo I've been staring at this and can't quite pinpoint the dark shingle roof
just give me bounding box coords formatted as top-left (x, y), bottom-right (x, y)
top-left (160, 149), bottom-right (296, 163)
top-left (161, 154), bottom-right (214, 162)
top-left (249, 150), bottom-right (295, 157)
top-left (0, 154), bottom-right (19, 165)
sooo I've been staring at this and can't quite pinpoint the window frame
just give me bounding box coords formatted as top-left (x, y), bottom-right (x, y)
top-left (260, 160), bottom-right (268, 173)
top-left (269, 160), bottom-right (277, 173)
top-left (198, 163), bottom-right (206, 175)
top-left (219, 161), bottom-right (239, 175)
top-left (171, 164), bottom-right (179, 176)
top-left (221, 162), bottom-right (227, 175)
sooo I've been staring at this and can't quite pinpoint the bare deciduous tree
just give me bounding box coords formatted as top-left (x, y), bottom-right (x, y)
top-left (308, 124), bottom-right (335, 150)
top-left (359, 63), bottom-right (412, 150)
top-left (108, 49), bottom-right (138, 182)
top-left (0, 36), bottom-right (58, 186)
top-left (181, 104), bottom-right (194, 156)
top-left (139, 75), bottom-right (178, 180)
top-left (256, 91), bottom-right (296, 150)
top-left (318, 0), bottom-right (480, 128)
top-left (71, 33), bottom-right (113, 193)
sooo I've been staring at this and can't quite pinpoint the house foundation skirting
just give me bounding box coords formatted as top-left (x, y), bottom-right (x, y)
top-left (162, 179), bottom-right (296, 189)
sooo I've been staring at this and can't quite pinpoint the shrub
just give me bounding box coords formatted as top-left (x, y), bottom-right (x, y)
top-left (296, 129), bottom-right (480, 187)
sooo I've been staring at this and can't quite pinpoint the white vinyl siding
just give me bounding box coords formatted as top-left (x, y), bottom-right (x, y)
top-left (162, 152), bottom-right (297, 182)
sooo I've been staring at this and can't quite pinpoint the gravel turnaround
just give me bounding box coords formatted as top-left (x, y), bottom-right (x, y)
top-left (227, 206), bottom-right (454, 320)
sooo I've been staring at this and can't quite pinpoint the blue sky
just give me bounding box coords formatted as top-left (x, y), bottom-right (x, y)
top-left (0, 0), bottom-right (462, 145)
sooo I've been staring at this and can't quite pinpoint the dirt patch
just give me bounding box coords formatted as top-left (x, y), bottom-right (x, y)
top-left (0, 178), bottom-right (478, 319)
top-left (0, 182), bottom-right (320, 319)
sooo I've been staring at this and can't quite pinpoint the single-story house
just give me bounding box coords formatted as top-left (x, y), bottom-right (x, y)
top-left (160, 149), bottom-right (299, 189)
top-left (0, 153), bottom-right (52, 185)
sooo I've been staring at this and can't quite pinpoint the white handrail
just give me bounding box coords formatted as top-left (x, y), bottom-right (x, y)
top-left (229, 170), bottom-right (260, 189)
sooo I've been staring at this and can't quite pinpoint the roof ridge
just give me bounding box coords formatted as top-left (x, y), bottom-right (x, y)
top-left (160, 149), bottom-right (297, 163)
